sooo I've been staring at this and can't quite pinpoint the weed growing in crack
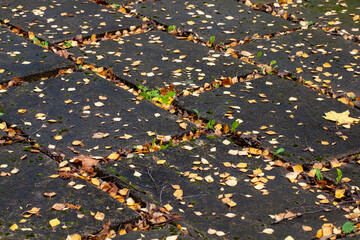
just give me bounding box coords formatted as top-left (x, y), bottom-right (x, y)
top-left (206, 119), bottom-right (216, 130)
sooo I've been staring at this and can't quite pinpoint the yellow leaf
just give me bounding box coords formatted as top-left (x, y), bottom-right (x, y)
top-left (302, 225), bottom-right (312, 231)
top-left (173, 189), bottom-right (183, 200)
top-left (91, 178), bottom-right (100, 186)
top-left (0, 122), bottom-right (7, 130)
top-left (323, 110), bottom-right (359, 125)
top-left (49, 218), bottom-right (60, 227)
top-left (94, 212), bottom-right (105, 221)
top-left (157, 160), bottom-right (166, 164)
top-left (353, 15), bottom-right (359, 21)
top-left (248, 99), bottom-right (257, 104)
top-left (119, 229), bottom-right (127, 235)
top-left (66, 234), bottom-right (82, 240)
top-left (323, 63), bottom-right (331, 68)
top-left (316, 228), bottom-right (323, 238)
top-left (292, 165), bottom-right (303, 173)
top-left (107, 152), bottom-right (119, 160)
top-left (28, 32), bottom-right (35, 40)
top-left (54, 135), bottom-right (63, 140)
top-left (187, 21), bottom-right (195, 25)
top-left (10, 223), bottom-right (18, 231)
top-left (18, 109), bottom-right (26, 114)
top-left (335, 189), bottom-right (345, 199)
top-left (72, 140), bottom-right (83, 146)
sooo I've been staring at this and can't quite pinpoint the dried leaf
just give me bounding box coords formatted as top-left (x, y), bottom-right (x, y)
top-left (323, 110), bottom-right (359, 125)
top-left (49, 218), bottom-right (60, 227)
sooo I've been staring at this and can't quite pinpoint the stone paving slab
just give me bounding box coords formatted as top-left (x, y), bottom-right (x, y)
top-left (132, 0), bottom-right (295, 44)
top-left (0, 72), bottom-right (188, 158)
top-left (69, 30), bottom-right (256, 91)
top-left (178, 75), bottom-right (360, 164)
top-left (0, 143), bottom-right (138, 239)
top-left (271, 0), bottom-right (360, 38)
top-left (234, 28), bottom-right (360, 96)
top-left (99, 136), bottom-right (347, 239)
top-left (0, 26), bottom-right (74, 83)
top-left (0, 0), bottom-right (142, 43)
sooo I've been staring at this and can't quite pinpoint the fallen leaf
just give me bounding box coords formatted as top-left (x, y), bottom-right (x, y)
top-left (49, 218), bottom-right (60, 227)
top-left (323, 110), bottom-right (359, 125)
top-left (335, 189), bottom-right (345, 199)
top-left (66, 234), bottom-right (82, 240)
top-left (52, 203), bottom-right (66, 211)
top-left (10, 223), bottom-right (18, 231)
top-left (173, 189), bottom-right (183, 200)
top-left (94, 212), bottom-right (105, 221)
top-left (263, 228), bottom-right (274, 234)
top-left (302, 225), bottom-right (312, 231)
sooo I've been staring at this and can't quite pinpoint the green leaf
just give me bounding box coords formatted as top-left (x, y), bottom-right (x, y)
top-left (315, 168), bottom-right (323, 181)
top-left (210, 36), bottom-right (215, 45)
top-left (207, 119), bottom-right (215, 130)
top-left (231, 121), bottom-right (239, 133)
top-left (273, 148), bottom-right (284, 156)
top-left (336, 168), bottom-right (342, 183)
top-left (342, 221), bottom-right (354, 234)
top-left (193, 109), bottom-right (199, 119)
top-left (0, 112), bottom-right (4, 116)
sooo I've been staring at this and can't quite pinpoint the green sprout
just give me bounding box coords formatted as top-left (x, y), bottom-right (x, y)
top-left (168, 25), bottom-right (176, 33)
top-left (336, 168), bottom-right (342, 183)
top-left (207, 119), bottom-right (216, 130)
top-left (273, 148), bottom-right (284, 156)
top-left (193, 109), bottom-right (199, 119)
top-left (230, 121), bottom-right (240, 134)
top-left (315, 168), bottom-right (323, 181)
top-left (209, 36), bottom-right (215, 45)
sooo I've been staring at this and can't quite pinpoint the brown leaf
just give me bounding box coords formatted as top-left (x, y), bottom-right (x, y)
top-left (72, 155), bottom-right (99, 173)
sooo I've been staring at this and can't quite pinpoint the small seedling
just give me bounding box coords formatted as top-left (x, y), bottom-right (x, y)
top-left (342, 221), bottom-right (355, 234)
top-left (168, 25), bottom-right (176, 33)
top-left (307, 21), bottom-right (313, 25)
top-left (193, 109), bottom-right (199, 119)
top-left (273, 148), bottom-right (284, 156)
top-left (336, 168), bottom-right (342, 183)
top-left (256, 51), bottom-right (262, 60)
top-left (270, 60), bottom-right (278, 70)
top-left (209, 36), bottom-right (215, 45)
top-left (315, 168), bottom-right (323, 181)
top-left (207, 119), bottom-right (216, 130)
top-left (230, 121), bottom-right (240, 134)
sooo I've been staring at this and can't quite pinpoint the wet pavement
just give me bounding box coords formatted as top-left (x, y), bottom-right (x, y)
top-left (0, 0), bottom-right (360, 239)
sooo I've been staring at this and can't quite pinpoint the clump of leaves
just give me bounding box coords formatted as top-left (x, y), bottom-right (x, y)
top-left (207, 119), bottom-right (216, 130)
top-left (138, 84), bottom-right (175, 105)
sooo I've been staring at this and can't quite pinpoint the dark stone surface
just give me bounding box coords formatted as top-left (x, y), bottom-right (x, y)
top-left (0, 143), bottom-right (138, 239)
top-left (0, 0), bottom-right (142, 43)
top-left (99, 137), bottom-right (347, 239)
top-left (234, 28), bottom-right (360, 95)
top-left (178, 75), bottom-right (360, 164)
top-left (69, 30), bottom-right (256, 91)
top-left (273, 0), bottom-right (360, 38)
top-left (0, 26), bottom-right (74, 83)
top-left (0, 72), bottom-right (189, 158)
top-left (133, 0), bottom-right (295, 44)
